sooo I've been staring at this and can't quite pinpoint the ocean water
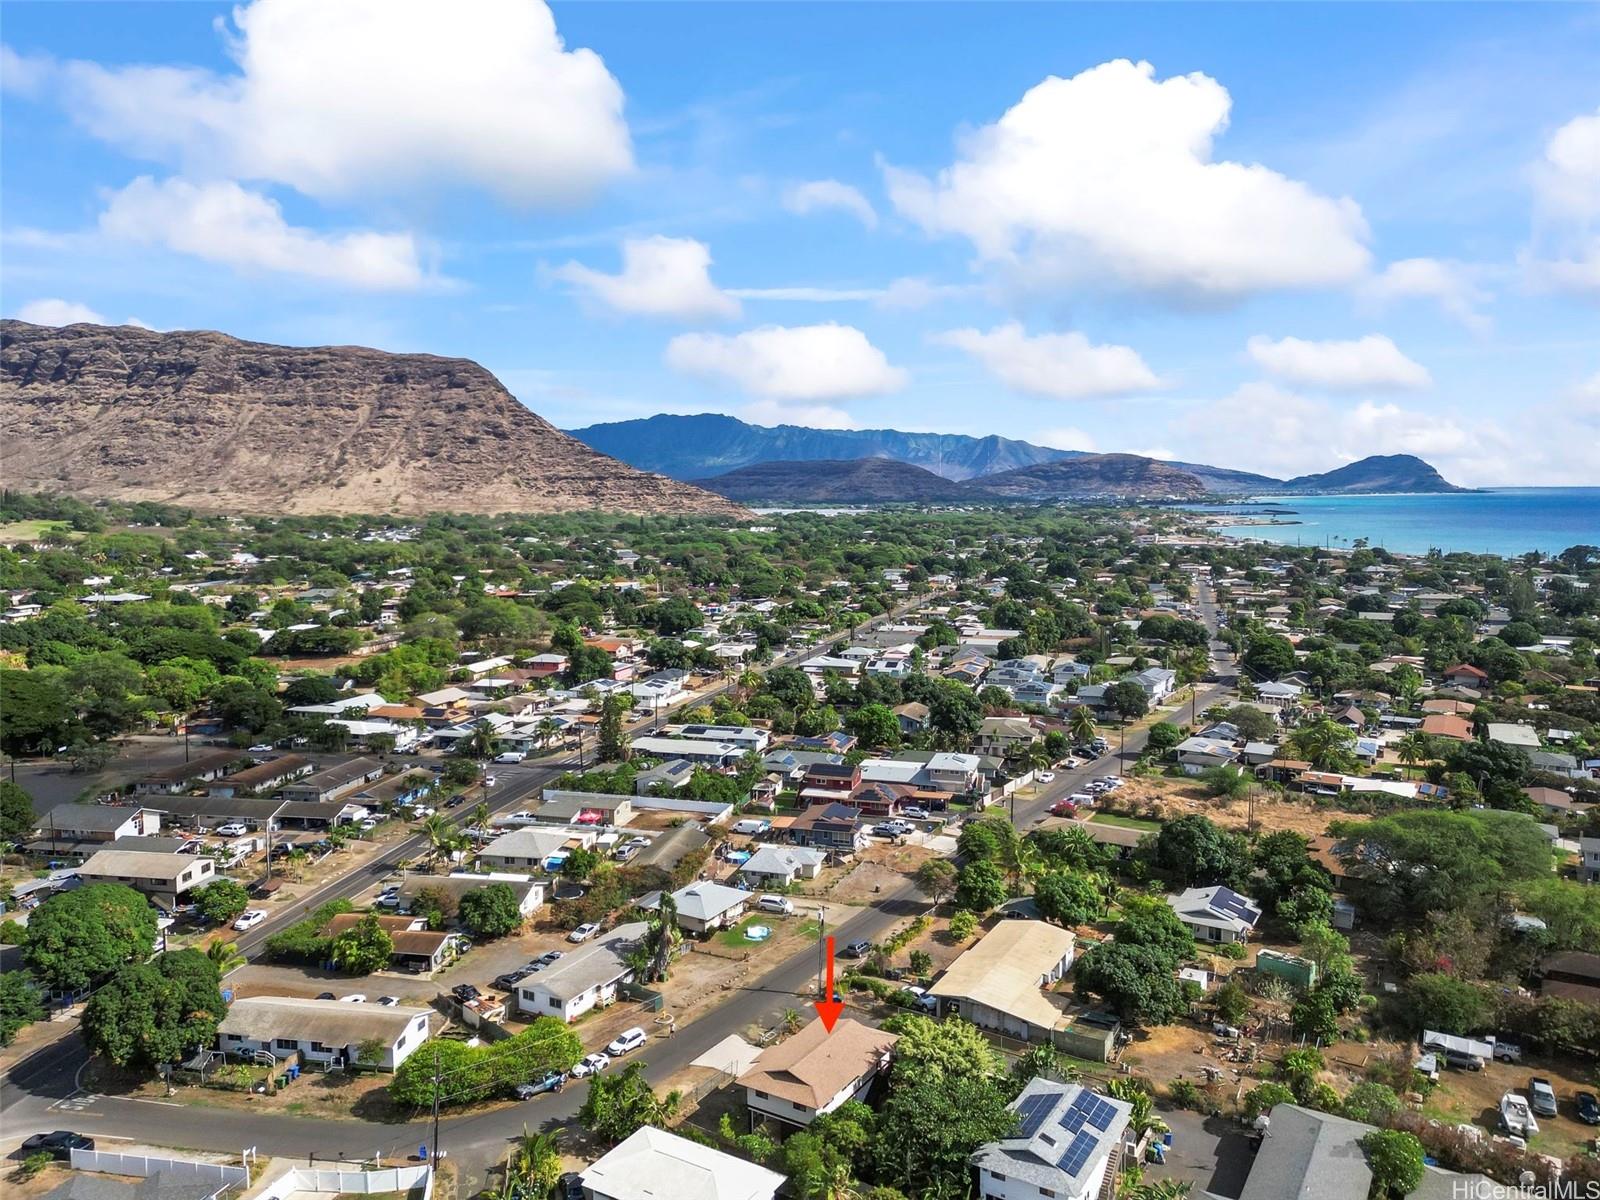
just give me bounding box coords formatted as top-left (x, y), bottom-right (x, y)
top-left (1190, 488), bottom-right (1600, 557)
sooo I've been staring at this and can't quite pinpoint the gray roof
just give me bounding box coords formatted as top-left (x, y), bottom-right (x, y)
top-left (632, 822), bottom-right (711, 869)
top-left (523, 921), bottom-right (647, 1003)
top-left (40, 803), bottom-right (150, 833)
top-left (43, 1173), bottom-right (227, 1200)
top-left (1239, 1104), bottom-right (1373, 1200)
top-left (972, 1078), bottom-right (1131, 1192)
top-left (146, 794), bottom-right (287, 822)
top-left (218, 995), bottom-right (430, 1047)
top-left (79, 848), bottom-right (209, 881)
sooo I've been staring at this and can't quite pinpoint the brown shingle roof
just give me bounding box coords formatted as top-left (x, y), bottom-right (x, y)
top-left (736, 1018), bottom-right (897, 1110)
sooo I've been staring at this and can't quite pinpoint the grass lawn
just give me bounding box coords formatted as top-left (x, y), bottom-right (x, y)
top-left (0, 519), bottom-right (74, 544)
top-left (717, 914), bottom-right (822, 948)
top-left (1089, 812), bottom-right (1160, 830)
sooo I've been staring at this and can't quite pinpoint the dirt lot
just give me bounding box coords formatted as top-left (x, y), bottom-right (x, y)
top-left (1096, 774), bottom-right (1369, 840)
top-left (822, 841), bottom-right (938, 904)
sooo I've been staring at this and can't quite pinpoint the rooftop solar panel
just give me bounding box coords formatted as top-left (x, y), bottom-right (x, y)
top-left (1015, 1092), bottom-right (1053, 1139)
top-left (1057, 1130), bottom-right (1098, 1176)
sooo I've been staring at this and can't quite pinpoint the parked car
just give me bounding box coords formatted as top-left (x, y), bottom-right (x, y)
top-left (494, 750), bottom-right (526, 764)
top-left (1530, 1077), bottom-right (1559, 1117)
top-left (560, 1172), bottom-right (584, 1200)
top-left (732, 818), bottom-right (771, 835)
top-left (340, 994), bottom-right (366, 1004)
top-left (607, 1027), bottom-right (647, 1056)
top-left (536, 950), bottom-right (564, 966)
top-left (20, 1131), bottom-right (94, 1160)
top-left (482, 775), bottom-right (497, 788)
top-left (316, 992), bottom-right (337, 1001)
top-left (1492, 1040), bottom-right (1523, 1063)
top-left (1048, 800), bottom-right (1078, 817)
top-left (1442, 1048), bottom-right (1484, 1071)
top-left (841, 939), bottom-right (872, 959)
top-left (568, 923), bottom-right (601, 943)
top-left (902, 806), bottom-right (930, 821)
top-left (1578, 1091), bottom-right (1600, 1125)
top-left (1037, 771), bottom-right (1055, 783)
top-left (358, 817), bottom-right (380, 832)
top-left (757, 895), bottom-right (795, 916)
top-left (571, 1052), bottom-right (611, 1078)
top-left (451, 984), bottom-right (481, 1003)
top-left (898, 985), bottom-right (937, 1012)
top-left (376, 996), bottom-right (399, 1007)
top-left (515, 1071), bottom-right (567, 1100)
top-left (215, 823), bottom-right (247, 837)
top-left (247, 744), bottom-right (274, 753)
top-left (495, 969), bottom-right (532, 990)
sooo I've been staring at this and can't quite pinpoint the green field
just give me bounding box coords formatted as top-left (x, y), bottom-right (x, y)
top-left (0, 518), bottom-right (74, 544)
top-left (1089, 812), bottom-right (1159, 831)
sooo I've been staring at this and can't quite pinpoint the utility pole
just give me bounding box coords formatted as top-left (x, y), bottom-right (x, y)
top-left (429, 1042), bottom-right (442, 1164)
top-left (816, 907), bottom-right (827, 997)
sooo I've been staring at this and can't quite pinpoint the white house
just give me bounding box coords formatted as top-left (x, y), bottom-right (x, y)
top-left (925, 752), bottom-right (983, 793)
top-left (1133, 667), bottom-right (1177, 702)
top-left (738, 845), bottom-right (827, 889)
top-left (216, 996), bottom-right (431, 1070)
top-left (928, 920), bottom-right (1076, 1044)
top-left (75, 848), bottom-right (215, 907)
top-left (516, 922), bottom-right (646, 1023)
top-left (1167, 885), bottom-right (1262, 944)
top-left (642, 881), bottom-right (750, 935)
top-left (736, 1017), bottom-right (897, 1129)
top-left (581, 1126), bottom-right (784, 1200)
top-left (972, 1079), bottom-right (1133, 1200)
top-left (478, 826), bottom-right (583, 871)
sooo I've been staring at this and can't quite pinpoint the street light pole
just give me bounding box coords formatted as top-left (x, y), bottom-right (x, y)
top-left (816, 907), bottom-right (827, 997)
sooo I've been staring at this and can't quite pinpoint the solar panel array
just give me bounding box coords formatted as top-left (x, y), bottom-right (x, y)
top-left (1058, 1090), bottom-right (1118, 1134)
top-left (1057, 1130), bottom-right (1098, 1176)
top-left (1015, 1092), bottom-right (1054, 1139)
top-left (1212, 887), bottom-right (1262, 924)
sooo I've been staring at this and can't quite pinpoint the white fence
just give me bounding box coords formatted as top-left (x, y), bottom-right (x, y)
top-left (70, 1150), bottom-right (249, 1188)
top-left (255, 1164), bottom-right (432, 1200)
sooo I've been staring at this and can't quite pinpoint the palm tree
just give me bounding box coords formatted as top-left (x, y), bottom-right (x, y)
top-left (1127, 1182), bottom-right (1192, 1200)
top-left (508, 1126), bottom-right (562, 1197)
top-left (206, 939), bottom-right (247, 974)
top-left (470, 800), bottom-right (491, 832)
top-left (536, 716), bottom-right (561, 751)
top-left (644, 892), bottom-right (680, 983)
top-left (1106, 1077), bottom-right (1169, 1143)
top-left (464, 719), bottom-right (500, 760)
top-left (420, 813), bottom-right (455, 869)
top-left (1068, 705), bottom-right (1097, 747)
top-left (1395, 731), bottom-right (1433, 779)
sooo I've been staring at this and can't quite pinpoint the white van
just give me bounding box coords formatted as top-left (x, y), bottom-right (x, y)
top-left (756, 895), bottom-right (795, 916)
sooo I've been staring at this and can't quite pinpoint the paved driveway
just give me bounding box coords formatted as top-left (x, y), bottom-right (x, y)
top-left (1146, 1104), bottom-right (1257, 1198)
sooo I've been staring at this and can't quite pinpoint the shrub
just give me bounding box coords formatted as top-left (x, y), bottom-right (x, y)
top-left (948, 909), bottom-right (978, 941)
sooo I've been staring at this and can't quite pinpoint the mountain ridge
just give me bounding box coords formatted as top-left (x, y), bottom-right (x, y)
top-left (570, 413), bottom-right (1462, 496)
top-left (0, 321), bottom-right (747, 518)
top-left (693, 457), bottom-right (975, 503)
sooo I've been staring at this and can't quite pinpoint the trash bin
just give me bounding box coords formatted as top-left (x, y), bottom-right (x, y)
top-left (287, 1064), bottom-right (301, 1080)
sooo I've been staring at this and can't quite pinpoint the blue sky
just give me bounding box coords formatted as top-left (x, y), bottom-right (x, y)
top-left (3, 1), bottom-right (1597, 485)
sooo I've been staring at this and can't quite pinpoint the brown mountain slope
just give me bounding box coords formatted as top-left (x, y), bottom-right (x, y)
top-left (973, 453), bottom-right (1207, 499)
top-left (0, 321), bottom-right (747, 518)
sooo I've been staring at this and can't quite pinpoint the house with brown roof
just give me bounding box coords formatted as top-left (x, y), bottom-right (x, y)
top-left (1539, 951), bottom-right (1600, 1005)
top-left (737, 1017), bottom-right (897, 1130)
top-left (1420, 714), bottom-right (1474, 743)
top-left (1443, 663), bottom-right (1489, 689)
top-left (1421, 698), bottom-right (1475, 716)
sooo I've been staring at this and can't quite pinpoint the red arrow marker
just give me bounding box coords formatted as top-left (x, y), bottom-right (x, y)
top-left (814, 935), bottom-right (844, 1032)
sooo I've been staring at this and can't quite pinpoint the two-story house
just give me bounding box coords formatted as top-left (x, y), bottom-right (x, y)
top-left (737, 1017), bottom-right (897, 1130)
top-left (786, 802), bottom-right (867, 857)
top-left (972, 1079), bottom-right (1134, 1200)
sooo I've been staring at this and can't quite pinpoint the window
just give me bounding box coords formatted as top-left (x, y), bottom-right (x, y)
top-left (310, 1041), bottom-right (329, 1053)
top-left (275, 1038), bottom-right (297, 1050)
top-left (395, 1034), bottom-right (406, 1049)
top-left (753, 1090), bottom-right (768, 1099)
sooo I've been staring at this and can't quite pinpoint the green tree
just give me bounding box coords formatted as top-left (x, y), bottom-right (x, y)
top-left (1114, 894), bottom-right (1196, 963)
top-left (579, 1061), bottom-right (681, 1146)
top-left (1032, 869), bottom-right (1104, 927)
top-left (954, 860), bottom-right (1008, 913)
top-left (1105, 680), bottom-right (1149, 720)
top-left (329, 913), bottom-right (394, 974)
top-left (1391, 972), bottom-right (1488, 1035)
top-left (1342, 1082), bottom-right (1401, 1126)
top-left (1151, 815), bottom-right (1250, 888)
top-left (1145, 722), bottom-right (1184, 753)
top-left (1360, 1129), bottom-right (1425, 1199)
top-left (1213, 980), bottom-right (1251, 1026)
top-left (849, 703), bottom-right (901, 749)
top-left (597, 694), bottom-right (627, 762)
top-left (1073, 942), bottom-right (1193, 1026)
top-left (1068, 705), bottom-right (1097, 746)
top-left (193, 879), bottom-right (251, 925)
top-left (23, 883), bottom-right (158, 993)
top-left (913, 858), bottom-right (958, 906)
top-left (0, 780), bottom-right (39, 843)
top-left (0, 971), bottom-right (46, 1045)
top-left (458, 883), bottom-right (523, 939)
top-left (1242, 1081), bottom-right (1294, 1120)
top-left (81, 949), bottom-right (226, 1070)
top-left (948, 909), bottom-right (978, 941)
top-left (0, 669), bottom-right (78, 755)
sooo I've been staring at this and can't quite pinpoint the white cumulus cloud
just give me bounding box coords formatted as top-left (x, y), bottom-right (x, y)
top-left (24, 0), bottom-right (631, 207)
top-left (14, 298), bottom-right (108, 326)
top-left (1362, 258), bottom-right (1491, 332)
top-left (1526, 107), bottom-right (1600, 298)
top-left (738, 399), bottom-right (858, 429)
top-left (552, 236), bottom-right (739, 320)
top-left (664, 323), bottom-right (907, 402)
top-left (884, 58), bottom-right (1370, 301)
top-left (935, 322), bottom-right (1162, 399)
top-left (782, 180), bottom-right (878, 229)
top-left (1245, 334), bottom-right (1431, 392)
top-left (99, 176), bottom-right (428, 290)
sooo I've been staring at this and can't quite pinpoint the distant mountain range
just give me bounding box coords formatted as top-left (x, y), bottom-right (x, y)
top-left (570, 413), bottom-right (1463, 500)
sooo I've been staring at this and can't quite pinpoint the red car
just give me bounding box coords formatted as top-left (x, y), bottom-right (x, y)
top-left (1049, 799), bottom-right (1078, 817)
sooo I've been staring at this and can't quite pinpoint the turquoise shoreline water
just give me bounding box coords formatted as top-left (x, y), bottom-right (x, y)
top-left (1185, 488), bottom-right (1600, 557)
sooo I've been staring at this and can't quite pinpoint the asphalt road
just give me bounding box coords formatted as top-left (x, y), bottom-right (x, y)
top-left (0, 585), bottom-right (1231, 1183)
